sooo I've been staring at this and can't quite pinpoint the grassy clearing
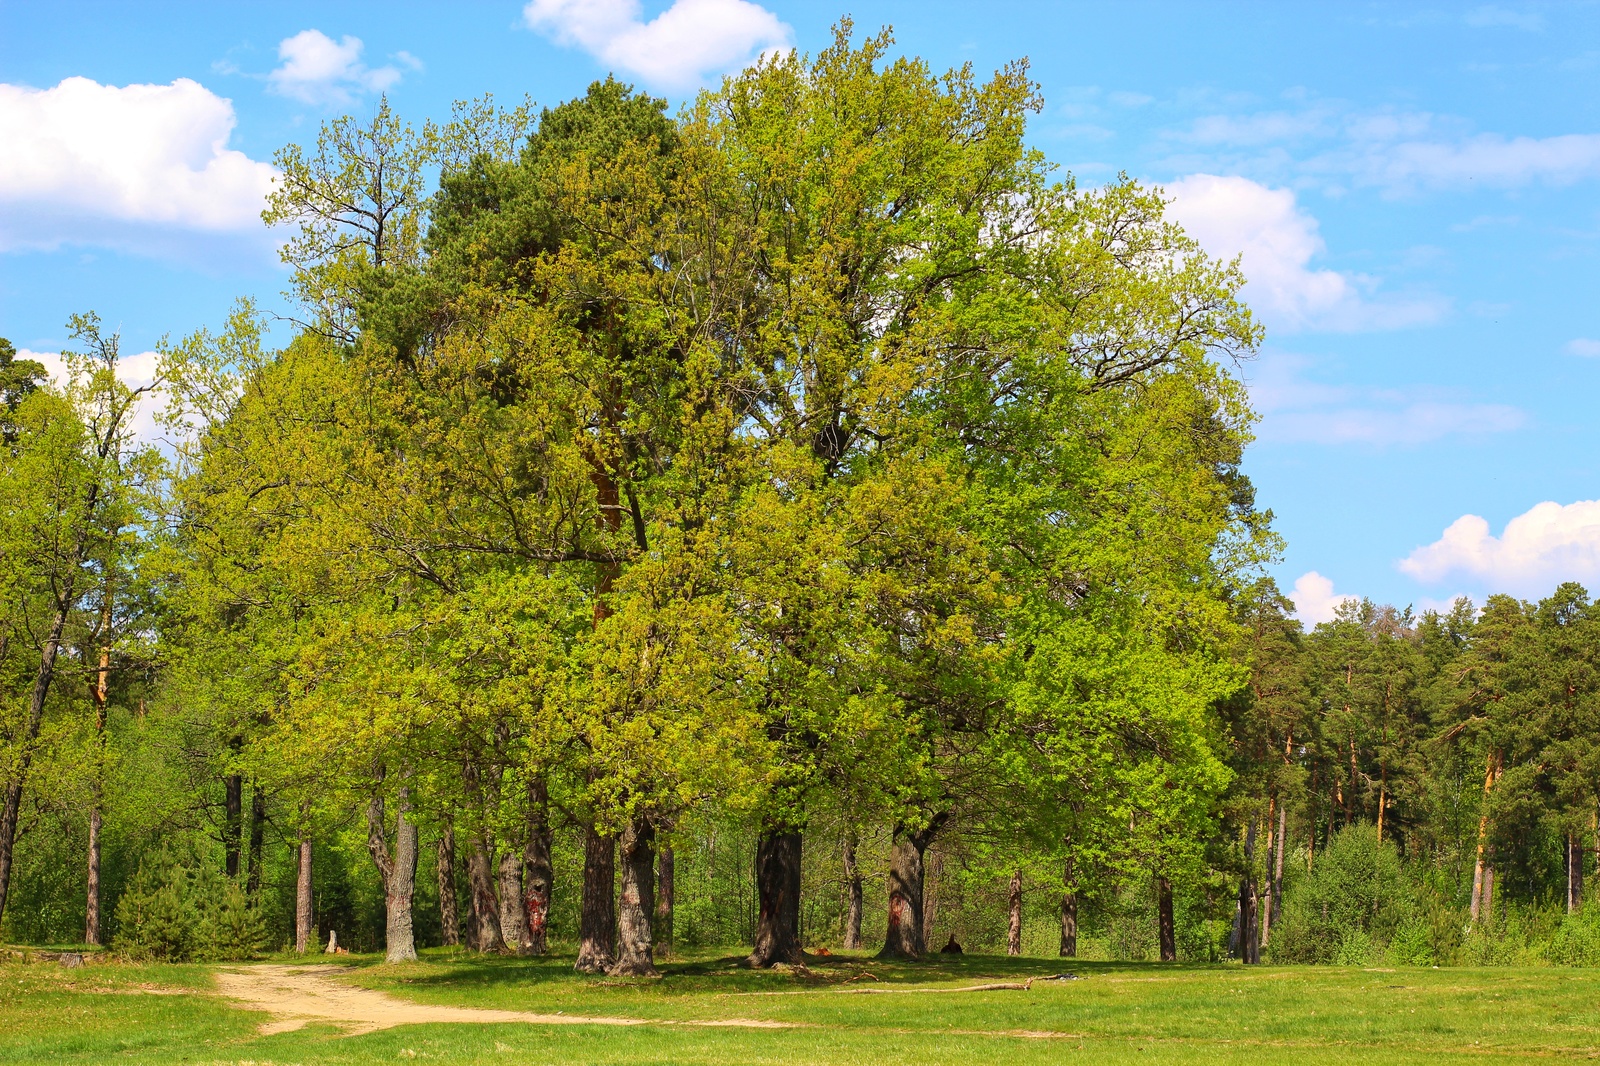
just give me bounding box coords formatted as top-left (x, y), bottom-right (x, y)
top-left (3, 947), bottom-right (1599, 1064)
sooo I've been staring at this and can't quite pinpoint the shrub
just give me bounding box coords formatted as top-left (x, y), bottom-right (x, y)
top-left (1268, 825), bottom-right (1416, 964)
top-left (111, 847), bottom-right (266, 961)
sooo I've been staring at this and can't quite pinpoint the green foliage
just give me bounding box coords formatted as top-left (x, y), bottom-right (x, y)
top-left (1269, 825), bottom-right (1416, 964)
top-left (111, 849), bottom-right (266, 962)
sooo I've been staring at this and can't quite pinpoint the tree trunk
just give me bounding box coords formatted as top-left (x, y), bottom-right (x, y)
top-left (922, 847), bottom-right (943, 949)
top-left (842, 836), bottom-right (863, 951)
top-left (1007, 869), bottom-right (1023, 956)
top-left (296, 835), bottom-right (314, 954)
top-left (1483, 864), bottom-right (1496, 924)
top-left (85, 803), bottom-right (103, 947)
top-left (1157, 876), bottom-right (1177, 962)
top-left (654, 842), bottom-right (674, 956)
top-left (436, 823), bottom-right (460, 947)
top-left (85, 600), bottom-right (111, 947)
top-left (1470, 751), bottom-right (1500, 925)
top-left (366, 781), bottom-right (419, 964)
top-left (576, 824), bottom-right (616, 973)
top-left (225, 772), bottom-right (243, 879)
top-left (748, 827), bottom-right (804, 967)
top-left (1569, 833), bottom-right (1585, 915)
top-left (1269, 797), bottom-right (1287, 935)
top-left (1238, 818), bottom-right (1259, 964)
top-left (610, 816), bottom-right (658, 976)
top-left (524, 783), bottom-right (553, 956)
top-left (878, 818), bottom-right (945, 960)
top-left (247, 783), bottom-right (265, 898)
top-left (467, 831), bottom-right (506, 954)
top-left (1059, 889), bottom-right (1078, 958)
top-left (497, 847), bottom-right (528, 953)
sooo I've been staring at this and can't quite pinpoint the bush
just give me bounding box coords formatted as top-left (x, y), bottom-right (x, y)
top-left (1268, 825), bottom-right (1416, 964)
top-left (112, 848), bottom-right (266, 961)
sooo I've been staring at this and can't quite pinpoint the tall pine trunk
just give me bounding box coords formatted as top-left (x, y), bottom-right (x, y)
top-left (1238, 818), bottom-right (1259, 964)
top-left (85, 591), bottom-right (111, 947)
top-left (1470, 751), bottom-right (1501, 924)
top-left (878, 819), bottom-right (944, 960)
top-left (224, 771), bottom-right (243, 878)
top-left (1007, 869), bottom-right (1023, 956)
top-left (654, 842), bottom-right (674, 956)
top-left (296, 834), bottom-right (314, 953)
top-left (748, 828), bottom-right (804, 967)
top-left (1157, 876), bottom-right (1177, 962)
top-left (1569, 832), bottom-right (1585, 914)
top-left (366, 779), bottom-right (419, 963)
top-left (247, 784), bottom-right (265, 898)
top-left (523, 782), bottom-right (553, 956)
top-left (842, 836), bottom-right (863, 951)
top-left (611, 816), bottom-right (657, 976)
top-left (436, 823), bottom-right (460, 947)
top-left (576, 824), bottom-right (616, 973)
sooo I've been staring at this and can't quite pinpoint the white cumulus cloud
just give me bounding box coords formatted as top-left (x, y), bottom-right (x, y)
top-left (1399, 501), bottom-right (1600, 596)
top-left (0, 77), bottom-right (277, 252)
top-left (268, 30), bottom-right (408, 106)
top-left (523, 0), bottom-right (791, 91)
top-left (1165, 174), bottom-right (1446, 332)
top-left (1564, 338), bottom-right (1600, 357)
top-left (1290, 571), bottom-right (1358, 625)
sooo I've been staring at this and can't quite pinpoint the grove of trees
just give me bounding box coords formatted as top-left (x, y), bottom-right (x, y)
top-left (4, 27), bottom-right (1598, 971)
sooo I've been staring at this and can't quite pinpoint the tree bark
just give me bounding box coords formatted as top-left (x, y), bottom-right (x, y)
top-left (576, 824), bottom-right (616, 973)
top-left (1157, 876), bottom-right (1177, 962)
top-left (878, 818), bottom-right (946, 960)
top-left (1060, 890), bottom-right (1078, 958)
top-left (654, 841), bottom-right (674, 956)
top-left (1007, 869), bottom-right (1023, 956)
top-left (842, 836), bottom-right (863, 951)
top-left (523, 782), bottom-right (553, 956)
top-left (366, 780), bottom-right (419, 964)
top-left (85, 593), bottom-right (111, 947)
top-left (1470, 751), bottom-right (1500, 925)
top-left (467, 831), bottom-right (506, 954)
top-left (224, 772), bottom-right (243, 879)
top-left (1238, 818), bottom-right (1259, 964)
top-left (436, 823), bottom-right (460, 947)
top-left (748, 827), bottom-right (804, 967)
top-left (247, 783), bottom-right (265, 898)
top-left (610, 816), bottom-right (658, 976)
top-left (1569, 832), bottom-right (1585, 915)
top-left (1269, 797), bottom-right (1288, 937)
top-left (922, 846), bottom-right (943, 949)
top-left (296, 835), bottom-right (314, 954)
top-left (497, 847), bottom-right (528, 953)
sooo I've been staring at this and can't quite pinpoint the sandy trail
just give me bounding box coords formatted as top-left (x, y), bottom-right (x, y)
top-left (212, 964), bottom-right (798, 1036)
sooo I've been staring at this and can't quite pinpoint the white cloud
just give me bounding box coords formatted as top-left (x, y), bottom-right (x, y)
top-left (1465, 5), bottom-right (1545, 31)
top-left (523, 0), bottom-right (791, 91)
top-left (1566, 338), bottom-right (1600, 357)
top-left (268, 30), bottom-right (406, 106)
top-left (0, 77), bottom-right (277, 252)
top-left (1248, 351), bottom-right (1524, 445)
top-left (1365, 133), bottom-right (1600, 191)
top-left (1399, 501), bottom-right (1600, 596)
top-left (1290, 571), bottom-right (1357, 625)
top-left (1165, 174), bottom-right (1446, 332)
top-left (23, 347), bottom-right (165, 447)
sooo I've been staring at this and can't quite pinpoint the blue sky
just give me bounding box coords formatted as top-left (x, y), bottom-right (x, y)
top-left (3, 0), bottom-right (1599, 622)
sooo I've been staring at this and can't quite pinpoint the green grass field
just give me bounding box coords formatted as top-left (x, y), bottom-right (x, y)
top-left (4, 948), bottom-right (1599, 1064)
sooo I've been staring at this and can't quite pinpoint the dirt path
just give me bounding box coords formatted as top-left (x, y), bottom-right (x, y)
top-left (212, 965), bottom-right (798, 1036)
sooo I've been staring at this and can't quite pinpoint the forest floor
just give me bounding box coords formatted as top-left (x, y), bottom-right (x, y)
top-left (3, 947), bottom-right (1600, 1064)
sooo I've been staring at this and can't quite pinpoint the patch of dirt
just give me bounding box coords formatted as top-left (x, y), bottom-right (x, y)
top-left (212, 965), bottom-right (799, 1036)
